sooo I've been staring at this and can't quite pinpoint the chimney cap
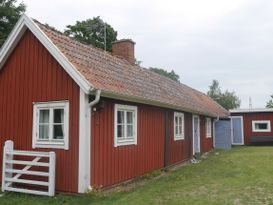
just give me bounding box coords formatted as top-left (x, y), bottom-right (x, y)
top-left (112, 39), bottom-right (135, 45)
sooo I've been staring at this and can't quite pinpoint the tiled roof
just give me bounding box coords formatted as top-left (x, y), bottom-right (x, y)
top-left (36, 21), bottom-right (228, 117)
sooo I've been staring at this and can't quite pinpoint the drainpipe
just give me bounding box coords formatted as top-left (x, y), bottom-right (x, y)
top-left (88, 89), bottom-right (101, 191)
top-left (213, 116), bottom-right (220, 148)
top-left (89, 89), bottom-right (101, 108)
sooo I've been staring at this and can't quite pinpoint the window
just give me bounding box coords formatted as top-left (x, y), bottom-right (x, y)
top-left (32, 101), bottom-right (69, 150)
top-left (252, 120), bottom-right (271, 132)
top-left (174, 112), bottom-right (184, 140)
top-left (114, 104), bottom-right (137, 147)
top-left (206, 118), bottom-right (212, 138)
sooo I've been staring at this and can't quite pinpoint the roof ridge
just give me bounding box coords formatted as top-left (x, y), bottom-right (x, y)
top-left (33, 19), bottom-right (137, 66)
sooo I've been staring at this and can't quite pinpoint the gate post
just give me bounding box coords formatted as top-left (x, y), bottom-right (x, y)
top-left (48, 151), bottom-right (56, 196)
top-left (2, 140), bottom-right (14, 192)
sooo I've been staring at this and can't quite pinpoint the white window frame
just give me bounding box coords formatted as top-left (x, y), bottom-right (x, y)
top-left (32, 101), bottom-right (69, 150)
top-left (206, 118), bottom-right (212, 138)
top-left (114, 104), bottom-right (137, 147)
top-left (174, 112), bottom-right (185, 140)
top-left (252, 120), bottom-right (271, 132)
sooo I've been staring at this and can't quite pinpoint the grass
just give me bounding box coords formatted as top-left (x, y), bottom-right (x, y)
top-left (1, 146), bottom-right (273, 205)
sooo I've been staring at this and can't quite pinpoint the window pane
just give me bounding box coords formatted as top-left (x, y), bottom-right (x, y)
top-left (256, 123), bottom-right (268, 130)
top-left (175, 116), bottom-right (178, 125)
top-left (117, 111), bottom-right (124, 124)
top-left (127, 124), bottom-right (133, 138)
top-left (39, 110), bottom-right (49, 123)
top-left (117, 125), bottom-right (124, 138)
top-left (175, 126), bottom-right (178, 135)
top-left (178, 125), bottom-right (182, 135)
top-left (39, 125), bottom-right (49, 139)
top-left (54, 109), bottom-right (64, 123)
top-left (127, 112), bottom-right (133, 124)
top-left (53, 125), bottom-right (64, 139)
top-left (178, 117), bottom-right (182, 126)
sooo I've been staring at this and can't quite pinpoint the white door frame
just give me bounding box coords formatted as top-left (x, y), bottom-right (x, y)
top-left (192, 115), bottom-right (200, 155)
top-left (230, 116), bottom-right (244, 145)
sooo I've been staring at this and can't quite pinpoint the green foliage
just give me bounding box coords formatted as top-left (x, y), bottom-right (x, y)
top-left (266, 95), bottom-right (273, 108)
top-left (0, 0), bottom-right (26, 48)
top-left (64, 16), bottom-right (117, 52)
top-left (149, 67), bottom-right (180, 82)
top-left (207, 79), bottom-right (241, 110)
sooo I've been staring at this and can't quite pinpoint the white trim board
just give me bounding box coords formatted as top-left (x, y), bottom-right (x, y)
top-left (230, 108), bottom-right (273, 113)
top-left (0, 14), bottom-right (92, 94)
top-left (78, 89), bottom-right (91, 193)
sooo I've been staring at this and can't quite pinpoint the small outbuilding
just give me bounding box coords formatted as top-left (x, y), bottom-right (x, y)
top-left (230, 108), bottom-right (273, 145)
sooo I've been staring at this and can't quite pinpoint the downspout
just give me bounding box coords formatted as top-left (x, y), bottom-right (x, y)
top-left (89, 89), bottom-right (101, 108)
top-left (213, 116), bottom-right (220, 148)
top-left (88, 89), bottom-right (101, 190)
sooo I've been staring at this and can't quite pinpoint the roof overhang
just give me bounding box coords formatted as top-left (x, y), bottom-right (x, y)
top-left (230, 108), bottom-right (273, 114)
top-left (99, 90), bottom-right (223, 118)
top-left (0, 14), bottom-right (93, 94)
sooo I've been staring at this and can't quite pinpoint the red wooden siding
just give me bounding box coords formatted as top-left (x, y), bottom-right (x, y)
top-left (91, 101), bottom-right (216, 188)
top-left (232, 113), bottom-right (273, 145)
top-left (167, 112), bottom-right (192, 165)
top-left (91, 99), bottom-right (165, 188)
top-left (0, 30), bottom-right (79, 193)
top-left (200, 117), bottom-right (213, 153)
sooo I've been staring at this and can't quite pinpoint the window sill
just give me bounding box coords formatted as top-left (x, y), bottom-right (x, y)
top-left (174, 136), bottom-right (184, 141)
top-left (33, 141), bottom-right (68, 150)
top-left (115, 139), bottom-right (137, 147)
top-left (252, 130), bottom-right (271, 133)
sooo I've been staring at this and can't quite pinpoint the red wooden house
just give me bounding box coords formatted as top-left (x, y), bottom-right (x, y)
top-left (0, 15), bottom-right (228, 193)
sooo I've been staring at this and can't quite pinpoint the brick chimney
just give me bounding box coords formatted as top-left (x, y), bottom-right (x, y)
top-left (112, 39), bottom-right (135, 64)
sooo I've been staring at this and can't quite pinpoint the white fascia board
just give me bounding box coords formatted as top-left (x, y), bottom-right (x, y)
top-left (230, 108), bottom-right (273, 113)
top-left (0, 14), bottom-right (93, 94)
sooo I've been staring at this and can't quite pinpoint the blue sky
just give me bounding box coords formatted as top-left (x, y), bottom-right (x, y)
top-left (23, 0), bottom-right (273, 108)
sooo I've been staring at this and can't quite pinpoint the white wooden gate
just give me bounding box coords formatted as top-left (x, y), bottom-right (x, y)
top-left (2, 140), bottom-right (56, 196)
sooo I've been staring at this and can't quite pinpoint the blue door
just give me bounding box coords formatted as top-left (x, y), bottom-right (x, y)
top-left (231, 116), bottom-right (244, 145)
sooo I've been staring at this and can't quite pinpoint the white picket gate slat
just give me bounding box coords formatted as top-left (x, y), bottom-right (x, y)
top-left (1, 140), bottom-right (56, 196)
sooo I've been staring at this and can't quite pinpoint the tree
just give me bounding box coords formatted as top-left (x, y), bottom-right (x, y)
top-left (266, 95), bottom-right (273, 108)
top-left (0, 0), bottom-right (26, 48)
top-left (149, 67), bottom-right (180, 82)
top-left (207, 80), bottom-right (241, 110)
top-left (64, 16), bottom-right (117, 52)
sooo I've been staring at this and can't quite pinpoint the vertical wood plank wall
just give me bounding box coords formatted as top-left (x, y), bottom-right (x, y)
top-left (91, 100), bottom-right (165, 188)
top-left (200, 117), bottom-right (214, 153)
top-left (91, 100), bottom-right (214, 188)
top-left (167, 112), bottom-right (193, 165)
top-left (0, 30), bottom-right (79, 193)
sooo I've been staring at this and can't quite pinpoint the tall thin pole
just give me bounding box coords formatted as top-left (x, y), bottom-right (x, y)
top-left (249, 97), bottom-right (252, 109)
top-left (104, 22), bottom-right (106, 51)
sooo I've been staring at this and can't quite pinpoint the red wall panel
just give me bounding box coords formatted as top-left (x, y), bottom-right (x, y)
top-left (91, 99), bottom-right (165, 188)
top-left (167, 112), bottom-right (192, 165)
top-left (0, 30), bottom-right (79, 193)
top-left (232, 113), bottom-right (273, 145)
top-left (200, 117), bottom-right (213, 153)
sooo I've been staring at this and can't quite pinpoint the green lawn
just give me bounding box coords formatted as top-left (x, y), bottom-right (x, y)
top-left (1, 146), bottom-right (273, 205)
